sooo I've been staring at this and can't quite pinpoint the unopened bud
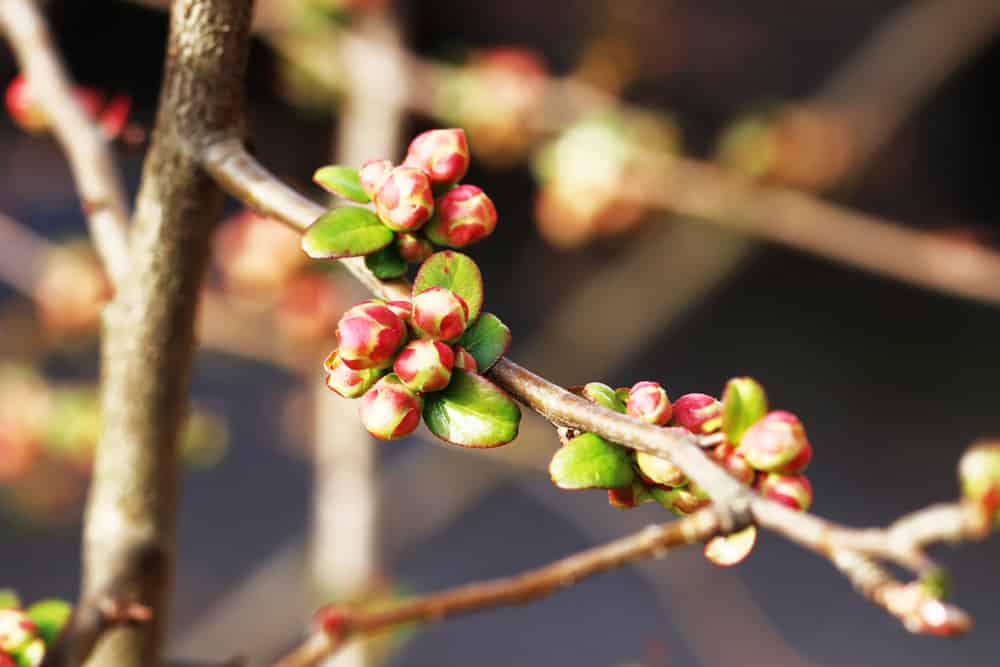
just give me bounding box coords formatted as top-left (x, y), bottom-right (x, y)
top-left (394, 339), bottom-right (455, 393)
top-left (424, 185), bottom-right (498, 248)
top-left (650, 485), bottom-right (710, 516)
top-left (756, 472), bottom-right (813, 511)
top-left (323, 351), bottom-right (385, 399)
top-left (671, 393), bottom-right (722, 434)
top-left (335, 300), bottom-right (407, 370)
top-left (958, 442), bottom-right (1000, 522)
top-left (359, 159), bottom-right (393, 199)
top-left (580, 382), bottom-right (626, 413)
top-left (358, 375), bottom-right (423, 440)
top-left (607, 481), bottom-right (652, 509)
top-left (396, 233), bottom-right (434, 263)
top-left (4, 76), bottom-right (48, 132)
top-left (704, 525), bottom-right (758, 567)
top-left (374, 166), bottom-right (434, 232)
top-left (0, 609), bottom-right (37, 654)
top-left (453, 345), bottom-right (478, 373)
top-left (411, 287), bottom-right (469, 342)
top-left (626, 381), bottom-right (672, 425)
top-left (710, 444), bottom-right (755, 486)
top-left (384, 299), bottom-right (412, 323)
top-left (403, 128), bottom-right (470, 186)
top-left (737, 410), bottom-right (809, 472)
top-left (635, 451), bottom-right (686, 487)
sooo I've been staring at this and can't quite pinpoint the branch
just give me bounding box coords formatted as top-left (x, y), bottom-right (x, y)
top-left (273, 511), bottom-right (724, 667)
top-left (201, 140), bottom-right (995, 641)
top-left (80, 2), bottom-right (256, 666)
top-left (0, 0), bottom-right (131, 285)
top-left (41, 588), bottom-right (152, 667)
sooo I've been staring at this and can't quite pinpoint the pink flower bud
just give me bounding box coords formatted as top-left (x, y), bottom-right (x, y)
top-left (453, 345), bottom-right (479, 373)
top-left (635, 451), bottom-right (686, 487)
top-left (710, 444), bottom-right (755, 486)
top-left (756, 472), bottom-right (813, 511)
top-left (411, 287), bottom-right (469, 342)
top-left (737, 410), bottom-right (810, 472)
top-left (4, 76), bottom-right (48, 132)
top-left (323, 351), bottom-right (384, 399)
top-left (0, 609), bottom-right (37, 654)
top-left (359, 159), bottom-right (393, 199)
top-left (385, 299), bottom-right (412, 323)
top-left (374, 166), bottom-right (434, 232)
top-left (358, 374), bottom-right (423, 440)
top-left (403, 128), bottom-right (470, 186)
top-left (626, 381), bottom-right (672, 425)
top-left (671, 393), bottom-right (722, 434)
top-left (424, 185), bottom-right (498, 248)
top-left (394, 339), bottom-right (455, 393)
top-left (335, 300), bottom-right (407, 370)
top-left (779, 437), bottom-right (813, 473)
top-left (396, 233), bottom-right (434, 263)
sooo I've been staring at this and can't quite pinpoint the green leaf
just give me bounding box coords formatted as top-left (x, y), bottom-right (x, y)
top-left (26, 599), bottom-right (72, 645)
top-left (423, 370), bottom-right (520, 447)
top-left (457, 312), bottom-right (510, 372)
top-left (302, 207), bottom-right (395, 259)
top-left (365, 244), bottom-right (408, 280)
top-left (580, 382), bottom-right (626, 413)
top-left (413, 251), bottom-right (484, 322)
top-left (313, 165), bottom-right (371, 203)
top-left (721, 376), bottom-right (768, 445)
top-left (0, 589), bottom-right (20, 609)
top-left (549, 432), bottom-right (634, 490)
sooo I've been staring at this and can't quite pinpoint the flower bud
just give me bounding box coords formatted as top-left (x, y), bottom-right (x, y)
top-left (396, 233), bottom-right (433, 263)
top-left (358, 374), bottom-right (423, 440)
top-left (737, 410), bottom-right (809, 472)
top-left (452, 345), bottom-right (478, 373)
top-left (4, 76), bottom-right (48, 132)
top-left (635, 451), bottom-right (686, 487)
top-left (704, 525), bottom-right (757, 567)
top-left (779, 437), bottom-right (813, 474)
top-left (580, 382), bottom-right (625, 413)
top-left (18, 638), bottom-right (45, 667)
top-left (403, 128), bottom-right (470, 186)
top-left (359, 159), bottom-right (393, 199)
top-left (626, 381), bottom-right (672, 425)
top-left (958, 442), bottom-right (1000, 521)
top-left (671, 393), bottom-right (722, 434)
top-left (650, 485), bottom-right (710, 516)
top-left (0, 652), bottom-right (14, 667)
top-left (0, 609), bottom-right (36, 654)
top-left (394, 339), bottom-right (455, 393)
top-left (710, 444), bottom-right (755, 486)
top-left (424, 185), bottom-right (498, 248)
top-left (335, 300), bottom-right (407, 370)
top-left (411, 287), bottom-right (469, 342)
top-left (384, 299), bottom-right (412, 323)
top-left (756, 472), bottom-right (813, 511)
top-left (374, 166), bottom-right (434, 232)
top-left (323, 351), bottom-right (385, 399)
top-left (607, 481), bottom-right (652, 509)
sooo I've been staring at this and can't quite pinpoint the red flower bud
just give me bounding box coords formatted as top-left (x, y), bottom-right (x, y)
top-left (411, 287), bottom-right (469, 342)
top-left (0, 652), bottom-right (14, 667)
top-left (756, 472), bottom-right (813, 511)
top-left (779, 437), bottom-right (813, 473)
top-left (335, 300), bottom-right (407, 370)
top-left (374, 166), bottom-right (434, 232)
top-left (452, 346), bottom-right (478, 373)
top-left (359, 159), bottom-right (393, 199)
top-left (737, 410), bottom-right (810, 472)
top-left (403, 128), bottom-right (470, 186)
top-left (0, 609), bottom-right (37, 654)
top-left (358, 374), bottom-right (423, 440)
top-left (396, 232), bottom-right (434, 263)
top-left (323, 351), bottom-right (385, 399)
top-left (385, 299), bottom-right (412, 323)
top-left (394, 339), bottom-right (455, 393)
top-left (626, 381), bottom-right (672, 425)
top-left (313, 605), bottom-right (350, 640)
top-left (671, 393), bottom-right (722, 434)
top-left (710, 444), bottom-right (755, 486)
top-left (424, 185), bottom-right (498, 248)
top-left (4, 76), bottom-right (48, 132)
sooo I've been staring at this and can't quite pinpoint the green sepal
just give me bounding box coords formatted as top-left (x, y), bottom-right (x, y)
top-left (313, 165), bottom-right (371, 203)
top-left (302, 207), bottom-right (394, 259)
top-left (581, 382), bottom-right (626, 413)
top-left (422, 370), bottom-right (520, 447)
top-left (456, 313), bottom-right (510, 373)
top-left (549, 432), bottom-right (634, 490)
top-left (365, 243), bottom-right (408, 280)
top-left (721, 376), bottom-right (768, 445)
top-left (26, 599), bottom-right (72, 646)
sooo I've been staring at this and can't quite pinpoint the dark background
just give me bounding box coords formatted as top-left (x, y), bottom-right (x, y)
top-left (2, 1), bottom-right (999, 666)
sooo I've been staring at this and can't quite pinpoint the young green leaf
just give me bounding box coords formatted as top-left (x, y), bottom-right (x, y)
top-left (302, 207), bottom-right (394, 259)
top-left (549, 432), bottom-right (635, 490)
top-left (423, 370), bottom-right (520, 447)
top-left (413, 251), bottom-right (484, 321)
top-left (365, 243), bottom-right (408, 279)
top-left (580, 382), bottom-right (626, 413)
top-left (313, 165), bottom-right (371, 203)
top-left (721, 376), bottom-right (768, 446)
top-left (26, 599), bottom-right (72, 645)
top-left (457, 312), bottom-right (511, 372)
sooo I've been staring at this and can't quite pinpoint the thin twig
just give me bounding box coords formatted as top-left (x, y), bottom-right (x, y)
top-left (0, 0), bottom-right (131, 285)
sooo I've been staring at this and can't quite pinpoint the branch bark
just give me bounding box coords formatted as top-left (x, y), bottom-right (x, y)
top-left (80, 2), bottom-right (255, 666)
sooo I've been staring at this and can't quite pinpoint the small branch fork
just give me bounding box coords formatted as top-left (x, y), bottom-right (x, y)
top-left (200, 143), bottom-right (995, 665)
top-left (41, 589), bottom-right (152, 667)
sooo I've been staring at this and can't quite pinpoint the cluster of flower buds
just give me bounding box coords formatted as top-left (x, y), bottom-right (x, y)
top-left (323, 251), bottom-right (517, 446)
top-left (307, 129), bottom-right (498, 281)
top-left (550, 376), bottom-right (815, 566)
top-left (0, 593), bottom-right (70, 667)
top-left (532, 112), bottom-right (681, 249)
top-left (435, 47), bottom-right (549, 167)
top-left (4, 75), bottom-right (135, 142)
